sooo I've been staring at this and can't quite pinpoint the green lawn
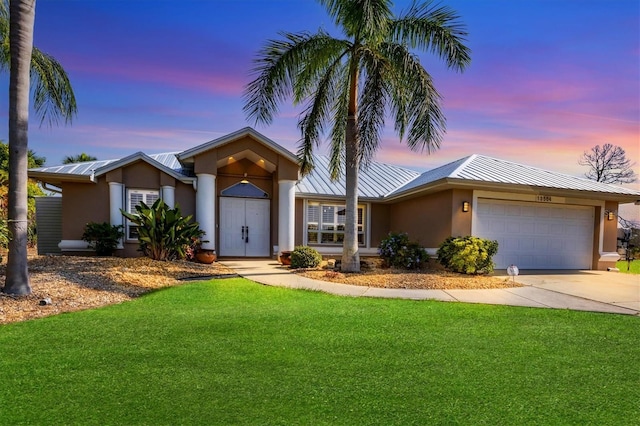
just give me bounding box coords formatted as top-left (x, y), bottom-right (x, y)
top-left (616, 259), bottom-right (640, 274)
top-left (1, 278), bottom-right (638, 425)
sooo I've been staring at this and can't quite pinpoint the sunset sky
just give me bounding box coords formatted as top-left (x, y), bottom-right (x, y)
top-left (0, 0), bottom-right (638, 187)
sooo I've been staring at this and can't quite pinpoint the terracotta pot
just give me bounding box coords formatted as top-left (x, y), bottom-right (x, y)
top-left (279, 251), bottom-right (292, 265)
top-left (195, 250), bottom-right (216, 264)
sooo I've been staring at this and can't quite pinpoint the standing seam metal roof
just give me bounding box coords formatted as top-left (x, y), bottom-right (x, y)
top-left (29, 152), bottom-right (640, 199)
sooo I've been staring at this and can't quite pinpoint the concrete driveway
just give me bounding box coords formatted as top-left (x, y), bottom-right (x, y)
top-left (509, 270), bottom-right (640, 313)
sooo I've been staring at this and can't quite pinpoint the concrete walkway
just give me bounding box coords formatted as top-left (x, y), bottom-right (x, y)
top-left (221, 260), bottom-right (639, 316)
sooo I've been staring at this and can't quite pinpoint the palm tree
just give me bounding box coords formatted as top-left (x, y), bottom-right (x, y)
top-left (244, 0), bottom-right (470, 271)
top-left (0, 0), bottom-right (77, 126)
top-left (62, 153), bottom-right (97, 164)
top-left (3, 0), bottom-right (35, 295)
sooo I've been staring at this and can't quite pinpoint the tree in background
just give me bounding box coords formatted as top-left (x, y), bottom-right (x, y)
top-left (244, 0), bottom-right (470, 271)
top-left (0, 0), bottom-right (77, 126)
top-left (3, 0), bottom-right (36, 295)
top-left (62, 153), bottom-right (97, 164)
top-left (579, 143), bottom-right (637, 184)
top-left (0, 141), bottom-right (45, 248)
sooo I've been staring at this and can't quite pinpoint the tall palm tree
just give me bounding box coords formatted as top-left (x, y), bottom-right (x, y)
top-left (244, 0), bottom-right (470, 271)
top-left (3, 0), bottom-right (35, 295)
top-left (0, 0), bottom-right (77, 126)
top-left (62, 152), bottom-right (97, 164)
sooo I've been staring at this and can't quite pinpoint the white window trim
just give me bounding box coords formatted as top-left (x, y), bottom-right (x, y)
top-left (303, 199), bottom-right (370, 248)
top-left (125, 189), bottom-right (160, 241)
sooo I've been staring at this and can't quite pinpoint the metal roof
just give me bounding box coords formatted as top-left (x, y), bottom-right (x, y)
top-left (295, 156), bottom-right (420, 199)
top-left (390, 154), bottom-right (640, 197)
top-left (30, 152), bottom-right (186, 177)
top-left (29, 149), bottom-right (640, 200)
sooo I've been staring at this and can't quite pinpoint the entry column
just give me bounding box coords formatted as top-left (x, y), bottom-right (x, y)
top-left (278, 179), bottom-right (296, 254)
top-left (196, 173), bottom-right (216, 251)
top-left (109, 182), bottom-right (124, 249)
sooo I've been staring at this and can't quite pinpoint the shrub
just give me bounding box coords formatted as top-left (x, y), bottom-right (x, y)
top-left (290, 246), bottom-right (322, 269)
top-left (437, 236), bottom-right (499, 274)
top-left (82, 222), bottom-right (124, 256)
top-left (121, 199), bottom-right (204, 261)
top-left (378, 232), bottom-right (428, 270)
top-left (0, 219), bottom-right (8, 249)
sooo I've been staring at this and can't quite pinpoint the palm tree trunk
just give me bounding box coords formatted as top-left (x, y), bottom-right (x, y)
top-left (342, 118), bottom-right (360, 272)
top-left (341, 55), bottom-right (360, 272)
top-left (3, 0), bottom-right (35, 295)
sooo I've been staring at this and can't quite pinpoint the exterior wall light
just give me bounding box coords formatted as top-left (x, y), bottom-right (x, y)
top-left (606, 211), bottom-right (615, 221)
top-left (240, 173), bottom-right (249, 184)
top-left (462, 201), bottom-right (470, 213)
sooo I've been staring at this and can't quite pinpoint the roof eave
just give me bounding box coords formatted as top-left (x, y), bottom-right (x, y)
top-left (93, 152), bottom-right (194, 184)
top-left (28, 171), bottom-right (95, 186)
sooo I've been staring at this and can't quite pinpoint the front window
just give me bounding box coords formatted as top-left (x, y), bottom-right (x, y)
top-left (126, 189), bottom-right (159, 240)
top-left (306, 201), bottom-right (365, 246)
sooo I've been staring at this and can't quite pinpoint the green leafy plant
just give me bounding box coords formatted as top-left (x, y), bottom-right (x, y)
top-left (121, 199), bottom-right (204, 261)
top-left (437, 236), bottom-right (499, 275)
top-left (290, 245), bottom-right (322, 269)
top-left (81, 222), bottom-right (124, 256)
top-left (378, 232), bottom-right (428, 270)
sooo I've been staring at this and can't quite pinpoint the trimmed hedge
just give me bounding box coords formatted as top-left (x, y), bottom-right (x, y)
top-left (437, 236), bottom-right (498, 274)
top-left (290, 246), bottom-right (322, 269)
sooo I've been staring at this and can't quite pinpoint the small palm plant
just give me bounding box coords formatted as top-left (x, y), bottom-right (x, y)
top-left (121, 199), bottom-right (204, 261)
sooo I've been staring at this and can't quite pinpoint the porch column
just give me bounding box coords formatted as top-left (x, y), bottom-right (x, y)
top-left (278, 179), bottom-right (296, 254)
top-left (108, 182), bottom-right (124, 249)
top-left (196, 173), bottom-right (216, 251)
top-left (161, 185), bottom-right (175, 209)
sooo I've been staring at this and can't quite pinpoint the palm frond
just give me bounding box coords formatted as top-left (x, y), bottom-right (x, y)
top-left (30, 48), bottom-right (77, 126)
top-left (296, 48), bottom-right (349, 176)
top-left (320, 0), bottom-right (393, 41)
top-left (391, 0), bottom-right (471, 72)
top-left (382, 42), bottom-right (445, 153)
top-left (327, 66), bottom-right (352, 180)
top-left (357, 47), bottom-right (388, 167)
top-left (244, 31), bottom-right (348, 126)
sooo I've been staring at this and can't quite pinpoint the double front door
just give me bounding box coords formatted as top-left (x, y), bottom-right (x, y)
top-left (219, 197), bottom-right (270, 257)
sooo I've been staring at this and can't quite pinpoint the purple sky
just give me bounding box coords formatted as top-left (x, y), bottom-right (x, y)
top-left (1, 0), bottom-right (638, 188)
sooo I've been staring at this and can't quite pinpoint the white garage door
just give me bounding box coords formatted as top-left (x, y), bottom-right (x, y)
top-left (475, 199), bottom-right (594, 270)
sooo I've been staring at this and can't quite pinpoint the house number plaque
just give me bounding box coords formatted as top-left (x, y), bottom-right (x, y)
top-left (536, 195), bottom-right (552, 202)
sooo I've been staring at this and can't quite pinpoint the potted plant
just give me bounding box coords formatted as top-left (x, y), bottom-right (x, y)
top-left (279, 250), bottom-right (292, 265)
top-left (188, 237), bottom-right (216, 264)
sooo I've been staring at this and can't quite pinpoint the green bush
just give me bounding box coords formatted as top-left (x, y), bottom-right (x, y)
top-left (290, 246), bottom-right (322, 269)
top-left (437, 236), bottom-right (499, 274)
top-left (82, 222), bottom-right (124, 256)
top-left (0, 219), bottom-right (8, 249)
top-left (121, 199), bottom-right (204, 261)
top-left (378, 232), bottom-right (427, 269)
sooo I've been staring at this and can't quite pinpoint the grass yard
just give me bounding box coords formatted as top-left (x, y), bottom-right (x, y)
top-left (616, 259), bottom-right (640, 274)
top-left (1, 278), bottom-right (638, 425)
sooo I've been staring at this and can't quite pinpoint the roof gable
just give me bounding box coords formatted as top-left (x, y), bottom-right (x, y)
top-left (177, 127), bottom-right (299, 165)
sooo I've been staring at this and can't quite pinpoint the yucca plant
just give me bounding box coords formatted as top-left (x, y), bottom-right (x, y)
top-left (121, 199), bottom-right (204, 261)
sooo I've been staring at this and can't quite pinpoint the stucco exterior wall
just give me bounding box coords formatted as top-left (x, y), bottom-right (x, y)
top-left (61, 180), bottom-right (109, 241)
top-left (450, 189), bottom-right (473, 238)
top-left (389, 190), bottom-right (454, 248)
top-left (369, 203), bottom-right (390, 248)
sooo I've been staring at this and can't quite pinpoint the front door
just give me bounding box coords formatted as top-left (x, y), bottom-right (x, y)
top-left (219, 197), bottom-right (270, 257)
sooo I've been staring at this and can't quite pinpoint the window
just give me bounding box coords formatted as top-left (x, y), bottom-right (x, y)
top-left (306, 201), bottom-right (365, 246)
top-left (126, 189), bottom-right (159, 240)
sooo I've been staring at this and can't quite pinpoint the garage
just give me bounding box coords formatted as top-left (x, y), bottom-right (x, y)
top-left (475, 199), bottom-right (594, 270)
